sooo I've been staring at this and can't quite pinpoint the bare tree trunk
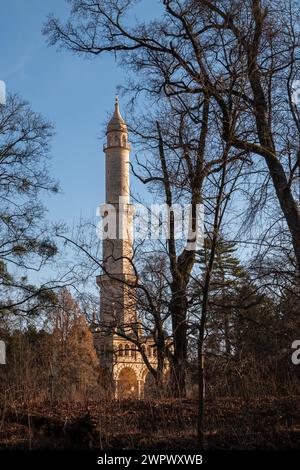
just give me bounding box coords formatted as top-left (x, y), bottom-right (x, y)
top-left (197, 331), bottom-right (205, 447)
top-left (248, 57), bottom-right (300, 270)
top-left (170, 285), bottom-right (188, 397)
top-left (197, 147), bottom-right (231, 447)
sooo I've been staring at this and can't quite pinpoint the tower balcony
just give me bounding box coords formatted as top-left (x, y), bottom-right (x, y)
top-left (103, 143), bottom-right (131, 151)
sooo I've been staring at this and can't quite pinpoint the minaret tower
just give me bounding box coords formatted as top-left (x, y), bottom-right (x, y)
top-left (94, 98), bottom-right (163, 398)
top-left (96, 97), bottom-right (136, 333)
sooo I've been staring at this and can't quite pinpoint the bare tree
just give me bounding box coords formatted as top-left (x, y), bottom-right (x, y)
top-left (44, 0), bottom-right (300, 273)
top-left (0, 94), bottom-right (60, 316)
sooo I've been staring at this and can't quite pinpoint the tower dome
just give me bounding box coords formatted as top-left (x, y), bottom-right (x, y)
top-left (107, 96), bottom-right (127, 133)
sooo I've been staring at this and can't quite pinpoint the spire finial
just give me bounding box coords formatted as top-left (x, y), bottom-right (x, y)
top-left (107, 95), bottom-right (127, 133)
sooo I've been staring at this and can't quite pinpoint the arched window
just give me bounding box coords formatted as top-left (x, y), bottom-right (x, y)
top-left (148, 346), bottom-right (152, 357)
top-left (153, 347), bottom-right (157, 357)
top-left (118, 344), bottom-right (124, 356)
top-left (122, 134), bottom-right (127, 146)
top-left (131, 348), bottom-right (136, 359)
top-left (114, 135), bottom-right (120, 146)
top-left (125, 344), bottom-right (130, 356)
top-left (103, 211), bottom-right (108, 233)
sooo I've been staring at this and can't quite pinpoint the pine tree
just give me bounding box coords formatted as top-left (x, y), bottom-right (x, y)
top-left (196, 237), bottom-right (248, 356)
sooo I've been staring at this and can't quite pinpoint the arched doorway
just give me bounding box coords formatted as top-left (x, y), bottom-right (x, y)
top-left (117, 367), bottom-right (138, 398)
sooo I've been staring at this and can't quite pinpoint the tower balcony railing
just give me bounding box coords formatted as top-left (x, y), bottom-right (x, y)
top-left (103, 143), bottom-right (131, 151)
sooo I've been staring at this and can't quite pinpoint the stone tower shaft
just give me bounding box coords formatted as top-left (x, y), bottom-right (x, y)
top-left (97, 98), bottom-right (136, 328)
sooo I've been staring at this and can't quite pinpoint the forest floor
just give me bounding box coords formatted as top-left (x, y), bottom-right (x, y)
top-left (0, 396), bottom-right (299, 450)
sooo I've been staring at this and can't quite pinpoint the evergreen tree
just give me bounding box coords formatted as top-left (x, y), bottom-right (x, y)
top-left (196, 237), bottom-right (247, 356)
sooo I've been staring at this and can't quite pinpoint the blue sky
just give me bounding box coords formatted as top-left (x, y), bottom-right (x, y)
top-left (0, 0), bottom-right (253, 293)
top-left (0, 0), bottom-right (165, 291)
top-left (0, 0), bottom-right (160, 229)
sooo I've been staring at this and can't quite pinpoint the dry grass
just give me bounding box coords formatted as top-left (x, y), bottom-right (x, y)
top-left (0, 396), bottom-right (299, 450)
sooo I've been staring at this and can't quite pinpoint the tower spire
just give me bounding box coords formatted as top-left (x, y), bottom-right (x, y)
top-left (107, 96), bottom-right (127, 133)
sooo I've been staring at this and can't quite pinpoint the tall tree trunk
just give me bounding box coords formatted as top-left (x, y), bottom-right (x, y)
top-left (197, 332), bottom-right (205, 447)
top-left (170, 287), bottom-right (188, 397)
top-left (264, 156), bottom-right (300, 270)
top-left (197, 147), bottom-right (229, 447)
top-left (246, 11), bottom-right (300, 271)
